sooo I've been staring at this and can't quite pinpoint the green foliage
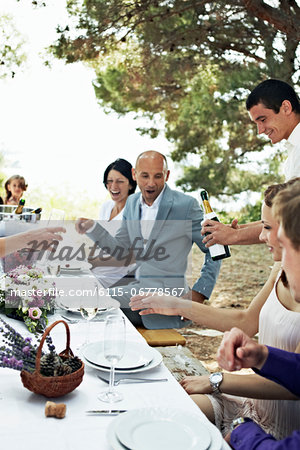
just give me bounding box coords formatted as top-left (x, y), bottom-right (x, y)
top-left (0, 14), bottom-right (27, 79)
top-left (23, 184), bottom-right (101, 220)
top-left (50, 0), bottom-right (300, 197)
top-left (239, 200), bottom-right (263, 224)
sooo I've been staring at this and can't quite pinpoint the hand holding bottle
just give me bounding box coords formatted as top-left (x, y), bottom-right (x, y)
top-left (199, 190), bottom-right (231, 260)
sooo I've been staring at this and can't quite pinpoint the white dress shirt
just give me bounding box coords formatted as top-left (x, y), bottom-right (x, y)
top-left (283, 122), bottom-right (300, 181)
top-left (135, 185), bottom-right (166, 280)
top-left (139, 185), bottom-right (166, 241)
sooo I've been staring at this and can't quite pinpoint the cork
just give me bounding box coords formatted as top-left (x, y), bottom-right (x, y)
top-left (45, 401), bottom-right (66, 419)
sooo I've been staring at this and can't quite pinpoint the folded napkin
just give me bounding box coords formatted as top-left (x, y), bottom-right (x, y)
top-left (137, 328), bottom-right (186, 347)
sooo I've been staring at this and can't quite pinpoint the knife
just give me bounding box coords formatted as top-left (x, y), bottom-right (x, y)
top-left (86, 410), bottom-right (127, 416)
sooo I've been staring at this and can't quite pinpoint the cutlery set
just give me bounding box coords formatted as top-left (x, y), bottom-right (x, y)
top-left (86, 410), bottom-right (127, 416)
top-left (97, 375), bottom-right (168, 386)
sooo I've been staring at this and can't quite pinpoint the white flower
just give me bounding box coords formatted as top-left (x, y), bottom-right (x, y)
top-left (17, 274), bottom-right (30, 283)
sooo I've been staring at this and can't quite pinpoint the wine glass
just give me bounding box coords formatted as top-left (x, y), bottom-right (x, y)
top-left (46, 208), bottom-right (65, 266)
top-left (80, 282), bottom-right (100, 346)
top-left (47, 208), bottom-right (65, 225)
top-left (98, 315), bottom-right (126, 403)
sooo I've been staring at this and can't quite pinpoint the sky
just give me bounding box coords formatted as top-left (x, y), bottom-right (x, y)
top-left (0, 0), bottom-right (177, 210)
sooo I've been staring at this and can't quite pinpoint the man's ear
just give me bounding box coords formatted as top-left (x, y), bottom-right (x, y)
top-left (132, 167), bottom-right (136, 181)
top-left (281, 100), bottom-right (293, 115)
top-left (165, 170), bottom-right (170, 182)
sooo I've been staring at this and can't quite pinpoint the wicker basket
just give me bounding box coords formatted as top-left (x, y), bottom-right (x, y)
top-left (20, 320), bottom-right (84, 398)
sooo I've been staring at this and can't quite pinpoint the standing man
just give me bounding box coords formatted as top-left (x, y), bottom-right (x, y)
top-left (216, 179), bottom-right (300, 449)
top-left (202, 79), bottom-right (300, 247)
top-left (76, 151), bottom-right (221, 329)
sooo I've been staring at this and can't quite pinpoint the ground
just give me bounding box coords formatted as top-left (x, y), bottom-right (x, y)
top-left (178, 243), bottom-right (273, 373)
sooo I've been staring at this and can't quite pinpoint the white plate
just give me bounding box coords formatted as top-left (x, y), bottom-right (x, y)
top-left (115, 408), bottom-right (211, 450)
top-left (81, 345), bottom-right (162, 374)
top-left (83, 340), bottom-right (153, 370)
top-left (58, 296), bottom-right (120, 314)
top-left (60, 261), bottom-right (92, 273)
top-left (107, 408), bottom-right (223, 450)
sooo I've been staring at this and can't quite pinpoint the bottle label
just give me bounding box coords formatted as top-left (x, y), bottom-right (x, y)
top-left (209, 243), bottom-right (227, 258)
top-left (203, 212), bottom-right (227, 258)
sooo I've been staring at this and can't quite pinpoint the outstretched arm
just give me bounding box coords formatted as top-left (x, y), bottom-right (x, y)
top-left (1, 227), bottom-right (65, 258)
top-left (130, 263), bottom-right (279, 336)
top-left (201, 219), bottom-right (263, 246)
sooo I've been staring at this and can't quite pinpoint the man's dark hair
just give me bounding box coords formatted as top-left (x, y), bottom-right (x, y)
top-left (246, 79), bottom-right (300, 114)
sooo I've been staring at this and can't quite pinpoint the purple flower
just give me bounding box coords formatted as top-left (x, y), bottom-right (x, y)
top-left (22, 346), bottom-right (30, 355)
top-left (16, 360), bottom-right (23, 369)
top-left (28, 307), bottom-right (42, 320)
top-left (0, 318), bottom-right (56, 373)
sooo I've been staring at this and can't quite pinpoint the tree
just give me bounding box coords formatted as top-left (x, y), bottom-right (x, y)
top-left (0, 14), bottom-right (27, 79)
top-left (51, 0), bottom-right (300, 198)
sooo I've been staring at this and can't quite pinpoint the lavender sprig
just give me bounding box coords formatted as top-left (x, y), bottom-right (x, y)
top-left (0, 318), bottom-right (56, 373)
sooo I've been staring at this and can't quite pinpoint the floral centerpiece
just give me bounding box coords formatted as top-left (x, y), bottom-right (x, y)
top-left (0, 265), bottom-right (56, 333)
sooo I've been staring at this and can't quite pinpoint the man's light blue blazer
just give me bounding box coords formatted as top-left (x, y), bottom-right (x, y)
top-left (88, 184), bottom-right (221, 329)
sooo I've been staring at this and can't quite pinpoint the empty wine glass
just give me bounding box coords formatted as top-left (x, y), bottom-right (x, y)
top-left (80, 282), bottom-right (100, 346)
top-left (47, 208), bottom-right (65, 225)
top-left (43, 208), bottom-right (65, 270)
top-left (47, 264), bottom-right (61, 276)
top-left (98, 315), bottom-right (126, 403)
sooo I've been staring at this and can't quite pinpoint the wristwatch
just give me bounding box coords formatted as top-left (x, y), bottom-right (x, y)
top-left (209, 371), bottom-right (223, 394)
top-left (231, 417), bottom-right (251, 431)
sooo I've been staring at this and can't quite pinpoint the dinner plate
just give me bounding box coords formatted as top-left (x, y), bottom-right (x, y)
top-left (80, 345), bottom-right (162, 374)
top-left (115, 408), bottom-right (211, 450)
top-left (83, 341), bottom-right (154, 370)
top-left (57, 296), bottom-right (120, 314)
top-left (107, 408), bottom-right (223, 450)
top-left (60, 261), bottom-right (92, 273)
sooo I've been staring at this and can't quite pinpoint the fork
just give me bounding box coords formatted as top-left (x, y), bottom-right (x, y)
top-left (60, 315), bottom-right (80, 324)
top-left (97, 375), bottom-right (168, 385)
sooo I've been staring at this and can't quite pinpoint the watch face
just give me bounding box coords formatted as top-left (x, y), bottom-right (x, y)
top-left (211, 372), bottom-right (223, 384)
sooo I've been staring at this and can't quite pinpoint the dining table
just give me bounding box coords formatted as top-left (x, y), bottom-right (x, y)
top-left (0, 263), bottom-right (230, 450)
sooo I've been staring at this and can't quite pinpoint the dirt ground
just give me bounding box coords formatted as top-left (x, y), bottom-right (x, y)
top-left (179, 243), bottom-right (273, 373)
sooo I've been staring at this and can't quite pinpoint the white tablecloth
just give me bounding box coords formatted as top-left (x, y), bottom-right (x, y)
top-left (0, 310), bottom-right (229, 450)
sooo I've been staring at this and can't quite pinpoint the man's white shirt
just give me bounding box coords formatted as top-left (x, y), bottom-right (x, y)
top-left (283, 122), bottom-right (300, 181)
top-left (135, 185), bottom-right (166, 280)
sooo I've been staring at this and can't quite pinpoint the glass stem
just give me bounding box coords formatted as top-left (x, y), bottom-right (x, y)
top-left (109, 364), bottom-right (115, 394)
top-left (85, 319), bottom-right (91, 345)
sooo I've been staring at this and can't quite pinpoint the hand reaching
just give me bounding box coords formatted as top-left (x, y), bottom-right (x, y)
top-left (75, 218), bottom-right (95, 234)
top-left (129, 293), bottom-right (183, 316)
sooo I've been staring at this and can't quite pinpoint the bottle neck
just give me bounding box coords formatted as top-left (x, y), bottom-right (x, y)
top-left (202, 200), bottom-right (213, 214)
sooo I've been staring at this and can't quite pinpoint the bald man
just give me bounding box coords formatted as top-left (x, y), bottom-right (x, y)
top-left (76, 151), bottom-right (221, 329)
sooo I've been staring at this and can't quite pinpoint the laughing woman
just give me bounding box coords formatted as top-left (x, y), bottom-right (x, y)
top-left (89, 158), bottom-right (137, 288)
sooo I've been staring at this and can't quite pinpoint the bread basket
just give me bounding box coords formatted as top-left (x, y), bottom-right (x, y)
top-left (20, 320), bottom-right (84, 397)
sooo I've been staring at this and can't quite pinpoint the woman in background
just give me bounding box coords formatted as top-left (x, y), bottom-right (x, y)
top-left (89, 158), bottom-right (137, 288)
top-left (4, 175), bottom-right (27, 205)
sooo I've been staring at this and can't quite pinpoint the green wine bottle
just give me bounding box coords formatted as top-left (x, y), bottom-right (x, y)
top-left (199, 190), bottom-right (231, 261)
top-left (14, 198), bottom-right (25, 214)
